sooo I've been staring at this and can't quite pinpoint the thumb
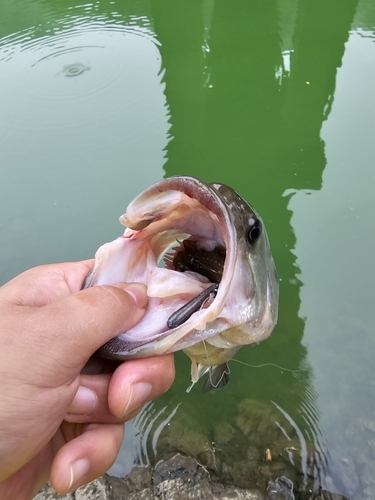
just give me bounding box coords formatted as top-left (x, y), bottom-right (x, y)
top-left (35, 283), bottom-right (148, 370)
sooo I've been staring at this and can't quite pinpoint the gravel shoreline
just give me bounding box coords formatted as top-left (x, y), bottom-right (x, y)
top-left (34, 453), bottom-right (350, 500)
top-left (34, 454), bottom-right (265, 500)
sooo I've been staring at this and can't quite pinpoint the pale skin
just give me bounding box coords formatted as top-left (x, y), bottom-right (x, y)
top-left (0, 260), bottom-right (175, 499)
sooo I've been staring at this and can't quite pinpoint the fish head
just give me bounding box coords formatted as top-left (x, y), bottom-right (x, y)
top-left (84, 176), bottom-right (279, 384)
top-left (204, 181), bottom-right (279, 348)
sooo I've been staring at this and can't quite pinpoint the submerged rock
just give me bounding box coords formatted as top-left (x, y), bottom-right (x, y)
top-left (155, 398), bottom-right (316, 491)
top-left (33, 396), bottom-right (361, 500)
top-left (34, 454), bottom-right (265, 500)
top-left (267, 476), bottom-right (295, 499)
top-left (34, 455), bottom-right (353, 500)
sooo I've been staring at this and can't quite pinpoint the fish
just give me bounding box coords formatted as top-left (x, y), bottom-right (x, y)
top-left (84, 176), bottom-right (279, 391)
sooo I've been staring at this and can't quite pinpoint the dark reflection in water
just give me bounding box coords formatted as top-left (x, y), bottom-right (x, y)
top-left (150, 0), bottom-right (358, 495)
top-left (355, 0), bottom-right (375, 30)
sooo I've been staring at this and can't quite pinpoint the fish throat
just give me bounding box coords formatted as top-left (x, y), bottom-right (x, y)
top-left (165, 239), bottom-right (226, 329)
top-left (172, 240), bottom-right (225, 284)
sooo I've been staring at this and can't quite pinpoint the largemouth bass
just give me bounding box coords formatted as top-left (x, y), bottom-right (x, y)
top-left (85, 176), bottom-right (278, 391)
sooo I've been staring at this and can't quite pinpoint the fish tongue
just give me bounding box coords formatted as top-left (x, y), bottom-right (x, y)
top-left (147, 266), bottom-right (210, 298)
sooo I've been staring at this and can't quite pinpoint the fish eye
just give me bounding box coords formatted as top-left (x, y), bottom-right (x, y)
top-left (248, 217), bottom-right (262, 243)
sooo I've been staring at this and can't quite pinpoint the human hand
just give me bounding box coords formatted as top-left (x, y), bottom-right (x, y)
top-left (0, 261), bottom-right (175, 499)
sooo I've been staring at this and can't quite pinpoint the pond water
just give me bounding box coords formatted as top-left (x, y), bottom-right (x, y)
top-left (1, 0), bottom-right (375, 498)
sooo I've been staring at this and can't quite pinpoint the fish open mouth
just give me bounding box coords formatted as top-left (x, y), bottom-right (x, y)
top-left (86, 176), bottom-right (278, 385)
top-left (85, 177), bottom-right (238, 356)
top-left (161, 239), bottom-right (226, 328)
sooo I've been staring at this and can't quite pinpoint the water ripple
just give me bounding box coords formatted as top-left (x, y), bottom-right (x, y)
top-left (272, 399), bottom-right (328, 491)
top-left (0, 15), bottom-right (166, 145)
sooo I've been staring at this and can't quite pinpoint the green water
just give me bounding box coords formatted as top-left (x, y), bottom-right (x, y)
top-left (1, 0), bottom-right (375, 498)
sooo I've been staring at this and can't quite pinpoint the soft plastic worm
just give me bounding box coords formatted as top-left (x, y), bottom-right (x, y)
top-left (167, 284), bottom-right (219, 329)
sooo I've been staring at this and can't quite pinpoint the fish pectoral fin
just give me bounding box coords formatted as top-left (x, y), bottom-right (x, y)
top-left (202, 362), bottom-right (230, 393)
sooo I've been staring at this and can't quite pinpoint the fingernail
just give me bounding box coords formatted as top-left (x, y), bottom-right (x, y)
top-left (68, 458), bottom-right (90, 492)
top-left (123, 283), bottom-right (148, 308)
top-left (123, 382), bottom-right (152, 416)
top-left (67, 386), bottom-right (96, 416)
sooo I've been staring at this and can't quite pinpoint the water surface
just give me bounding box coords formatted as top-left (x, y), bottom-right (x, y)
top-left (1, 1), bottom-right (375, 498)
